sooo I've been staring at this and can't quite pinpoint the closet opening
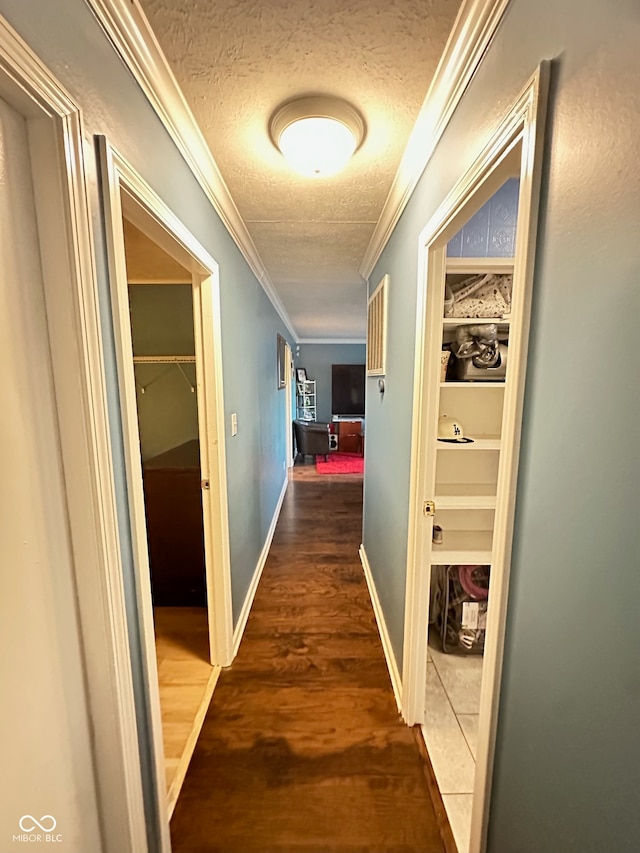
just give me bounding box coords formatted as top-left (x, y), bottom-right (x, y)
top-left (422, 172), bottom-right (519, 852)
top-left (122, 220), bottom-right (216, 815)
top-left (403, 67), bottom-right (549, 853)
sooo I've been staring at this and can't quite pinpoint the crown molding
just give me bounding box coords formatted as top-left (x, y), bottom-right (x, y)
top-left (85, 0), bottom-right (509, 335)
top-left (296, 338), bottom-right (366, 345)
top-left (85, 0), bottom-right (298, 341)
top-left (359, 0), bottom-right (512, 279)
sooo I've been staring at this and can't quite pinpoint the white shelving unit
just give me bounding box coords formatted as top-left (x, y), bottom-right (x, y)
top-left (296, 379), bottom-right (316, 421)
top-left (444, 256), bottom-right (515, 274)
top-left (440, 381), bottom-right (505, 388)
top-left (431, 530), bottom-right (494, 564)
top-left (443, 316), bottom-right (511, 327)
top-left (434, 491), bottom-right (497, 510)
top-left (436, 437), bottom-right (501, 451)
top-left (430, 257), bottom-right (514, 568)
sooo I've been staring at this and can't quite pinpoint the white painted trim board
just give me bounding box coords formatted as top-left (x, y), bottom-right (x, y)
top-left (0, 18), bottom-right (148, 853)
top-left (359, 545), bottom-right (403, 715)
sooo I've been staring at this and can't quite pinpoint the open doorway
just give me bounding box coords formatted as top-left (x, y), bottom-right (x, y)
top-left (292, 348), bottom-right (366, 477)
top-left (98, 138), bottom-right (233, 838)
top-left (403, 67), bottom-right (549, 853)
top-left (122, 220), bottom-right (218, 815)
top-left (421, 174), bottom-right (520, 851)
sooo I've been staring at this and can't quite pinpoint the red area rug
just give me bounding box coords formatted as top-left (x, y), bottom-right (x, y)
top-left (316, 452), bottom-right (364, 474)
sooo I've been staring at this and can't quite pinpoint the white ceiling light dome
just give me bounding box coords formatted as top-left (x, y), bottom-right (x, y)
top-left (270, 96), bottom-right (365, 178)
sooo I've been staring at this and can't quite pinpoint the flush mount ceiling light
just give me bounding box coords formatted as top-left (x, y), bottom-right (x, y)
top-left (270, 96), bottom-right (365, 178)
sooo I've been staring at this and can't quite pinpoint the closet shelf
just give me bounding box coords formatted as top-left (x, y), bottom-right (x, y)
top-left (431, 549), bottom-right (492, 564)
top-left (431, 530), bottom-right (493, 563)
top-left (133, 355), bottom-right (196, 363)
top-left (440, 381), bottom-right (505, 388)
top-left (442, 316), bottom-right (510, 327)
top-left (445, 257), bottom-right (514, 274)
top-left (437, 437), bottom-right (501, 451)
top-left (435, 493), bottom-right (497, 510)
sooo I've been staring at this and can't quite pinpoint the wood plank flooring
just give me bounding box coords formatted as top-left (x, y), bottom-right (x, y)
top-left (154, 607), bottom-right (220, 815)
top-left (170, 469), bottom-right (445, 853)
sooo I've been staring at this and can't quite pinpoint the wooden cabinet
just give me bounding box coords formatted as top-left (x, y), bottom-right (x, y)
top-left (337, 420), bottom-right (364, 455)
top-left (142, 439), bottom-right (206, 606)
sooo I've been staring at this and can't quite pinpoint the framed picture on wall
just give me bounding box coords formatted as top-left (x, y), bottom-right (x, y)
top-left (277, 334), bottom-right (287, 389)
top-left (296, 368), bottom-right (307, 382)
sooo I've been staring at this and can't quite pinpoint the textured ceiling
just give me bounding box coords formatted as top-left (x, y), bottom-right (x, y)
top-left (138, 0), bottom-right (462, 339)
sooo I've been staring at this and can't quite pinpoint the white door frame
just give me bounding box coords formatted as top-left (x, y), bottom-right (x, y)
top-left (98, 136), bottom-right (234, 844)
top-left (285, 342), bottom-right (294, 467)
top-left (403, 65), bottom-right (549, 852)
top-left (0, 18), bottom-right (148, 853)
top-left (98, 137), bottom-right (234, 660)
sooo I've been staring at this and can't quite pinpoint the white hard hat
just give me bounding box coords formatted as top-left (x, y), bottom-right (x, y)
top-left (437, 414), bottom-right (474, 443)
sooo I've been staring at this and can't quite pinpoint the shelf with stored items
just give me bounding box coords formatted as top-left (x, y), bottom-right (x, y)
top-left (440, 380), bottom-right (505, 388)
top-left (430, 533), bottom-right (493, 564)
top-left (430, 504), bottom-right (495, 563)
top-left (434, 436), bottom-right (501, 451)
top-left (441, 323), bottom-right (510, 383)
top-left (296, 379), bottom-right (316, 421)
top-left (442, 316), bottom-right (511, 328)
top-left (439, 382), bottom-right (505, 443)
top-left (443, 256), bottom-right (513, 326)
top-left (425, 253), bottom-right (519, 575)
top-left (445, 256), bottom-right (514, 275)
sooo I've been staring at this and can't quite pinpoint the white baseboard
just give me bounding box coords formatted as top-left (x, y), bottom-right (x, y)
top-left (359, 545), bottom-right (403, 714)
top-left (232, 475), bottom-right (288, 656)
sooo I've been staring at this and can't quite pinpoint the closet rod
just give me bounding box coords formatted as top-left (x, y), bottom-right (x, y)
top-left (132, 355), bottom-right (196, 364)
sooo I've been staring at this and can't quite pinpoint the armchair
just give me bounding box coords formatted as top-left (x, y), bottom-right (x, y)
top-left (293, 419), bottom-right (331, 460)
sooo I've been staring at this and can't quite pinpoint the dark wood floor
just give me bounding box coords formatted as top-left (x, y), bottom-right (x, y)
top-left (170, 471), bottom-right (445, 853)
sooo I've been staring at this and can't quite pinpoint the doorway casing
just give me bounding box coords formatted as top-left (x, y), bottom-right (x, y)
top-left (403, 64), bottom-right (549, 852)
top-left (0, 17), bottom-right (149, 853)
top-left (98, 137), bottom-right (234, 851)
top-left (285, 341), bottom-right (294, 467)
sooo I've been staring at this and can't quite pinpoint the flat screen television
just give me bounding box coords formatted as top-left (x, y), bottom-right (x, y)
top-left (331, 364), bottom-right (365, 418)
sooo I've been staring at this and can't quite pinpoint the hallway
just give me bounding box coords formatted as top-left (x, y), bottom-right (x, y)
top-left (170, 470), bottom-right (445, 852)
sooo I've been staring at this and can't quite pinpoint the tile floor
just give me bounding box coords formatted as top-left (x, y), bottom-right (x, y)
top-left (422, 640), bottom-right (484, 852)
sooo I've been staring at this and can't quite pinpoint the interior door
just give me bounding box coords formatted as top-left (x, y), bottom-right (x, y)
top-left (0, 96), bottom-right (101, 852)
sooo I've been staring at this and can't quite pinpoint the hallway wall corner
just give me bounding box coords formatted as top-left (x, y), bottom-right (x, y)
top-left (359, 544), bottom-right (403, 714)
top-left (232, 475), bottom-right (289, 657)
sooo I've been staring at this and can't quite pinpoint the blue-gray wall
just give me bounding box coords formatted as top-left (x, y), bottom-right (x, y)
top-left (0, 0), bottom-right (294, 620)
top-left (129, 284), bottom-right (199, 462)
top-left (295, 343), bottom-right (366, 422)
top-left (363, 1), bottom-right (640, 851)
top-left (0, 1), bottom-right (294, 846)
